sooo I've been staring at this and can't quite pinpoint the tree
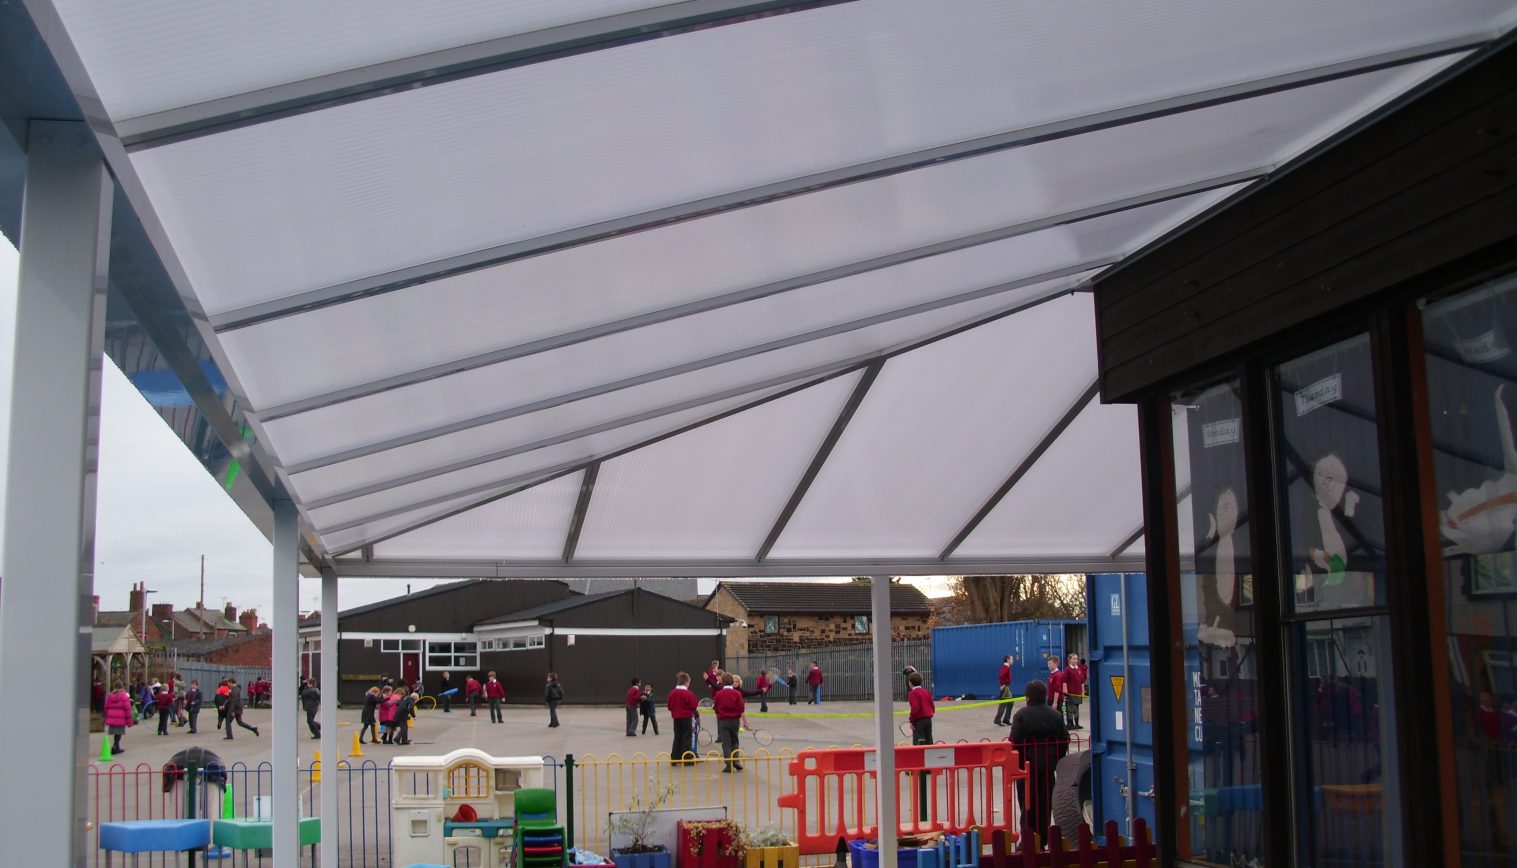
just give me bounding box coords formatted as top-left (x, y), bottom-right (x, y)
top-left (945, 575), bottom-right (1086, 624)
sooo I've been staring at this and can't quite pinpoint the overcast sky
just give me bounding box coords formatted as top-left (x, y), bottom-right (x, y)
top-left (0, 237), bottom-right (947, 621)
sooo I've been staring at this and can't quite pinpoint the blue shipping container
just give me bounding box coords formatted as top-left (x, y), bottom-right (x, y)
top-left (931, 620), bottom-right (1086, 699)
top-left (1086, 573), bottom-right (1153, 844)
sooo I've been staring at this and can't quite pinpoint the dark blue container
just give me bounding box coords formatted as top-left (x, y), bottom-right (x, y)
top-left (930, 620), bottom-right (1087, 699)
top-left (613, 849), bottom-right (670, 868)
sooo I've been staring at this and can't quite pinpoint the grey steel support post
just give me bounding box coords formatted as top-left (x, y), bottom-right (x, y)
top-left (0, 120), bottom-right (112, 866)
top-left (272, 498), bottom-right (300, 866)
top-left (871, 576), bottom-right (898, 868)
top-left (320, 569), bottom-right (338, 866)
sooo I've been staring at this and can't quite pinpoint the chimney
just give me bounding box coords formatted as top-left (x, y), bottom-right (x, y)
top-left (151, 602), bottom-right (174, 621)
top-left (224, 603), bottom-right (237, 624)
top-left (128, 584), bottom-right (145, 613)
top-left (240, 609), bottom-right (259, 632)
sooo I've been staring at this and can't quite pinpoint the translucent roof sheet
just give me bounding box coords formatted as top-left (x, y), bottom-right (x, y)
top-left (29, 0), bottom-right (1516, 576)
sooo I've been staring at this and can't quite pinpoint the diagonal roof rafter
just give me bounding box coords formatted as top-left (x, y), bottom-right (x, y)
top-left (756, 359), bottom-right (885, 561)
top-left (204, 37), bottom-right (1474, 334)
top-left (938, 379), bottom-right (1102, 561)
top-left (318, 280), bottom-right (1100, 548)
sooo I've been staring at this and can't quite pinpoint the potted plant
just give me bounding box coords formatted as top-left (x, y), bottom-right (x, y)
top-left (737, 824), bottom-right (798, 868)
top-left (678, 819), bottom-right (742, 868)
top-left (608, 783), bottom-right (676, 868)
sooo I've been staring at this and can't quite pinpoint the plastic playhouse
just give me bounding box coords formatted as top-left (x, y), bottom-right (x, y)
top-left (391, 748), bottom-right (550, 868)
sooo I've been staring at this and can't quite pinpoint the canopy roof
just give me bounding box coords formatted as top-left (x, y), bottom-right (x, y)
top-left (12, 0), bottom-right (1516, 579)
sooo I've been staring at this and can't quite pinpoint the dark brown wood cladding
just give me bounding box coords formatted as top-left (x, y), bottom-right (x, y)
top-left (1095, 41), bottom-right (1517, 402)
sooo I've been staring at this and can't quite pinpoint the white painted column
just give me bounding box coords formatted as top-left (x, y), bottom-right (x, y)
top-left (320, 569), bottom-right (339, 867)
top-left (272, 498), bottom-right (300, 866)
top-left (0, 120), bottom-right (112, 866)
top-left (871, 575), bottom-right (898, 868)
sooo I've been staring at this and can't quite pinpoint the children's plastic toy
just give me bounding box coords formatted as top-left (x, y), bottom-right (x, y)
top-left (514, 788), bottom-right (568, 868)
top-left (391, 748), bottom-right (545, 868)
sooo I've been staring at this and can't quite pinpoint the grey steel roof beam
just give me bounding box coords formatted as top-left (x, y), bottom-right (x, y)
top-left (284, 251), bottom-right (1127, 475)
top-left (938, 380), bottom-right (1102, 561)
top-left (562, 463), bottom-right (600, 562)
top-left (209, 37), bottom-right (1476, 333)
top-left (117, 1), bottom-right (864, 151)
top-left (756, 360), bottom-right (884, 561)
top-left (1106, 483), bottom-right (1192, 559)
top-left (317, 282), bottom-right (1101, 547)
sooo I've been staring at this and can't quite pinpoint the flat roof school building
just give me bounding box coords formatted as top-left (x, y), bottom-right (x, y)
top-left (3, 3), bottom-right (1516, 867)
top-left (299, 580), bottom-right (731, 705)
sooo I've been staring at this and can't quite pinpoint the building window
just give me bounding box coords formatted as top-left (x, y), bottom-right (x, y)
top-left (763, 615), bottom-right (779, 634)
top-left (1423, 271), bottom-right (1517, 865)
top-left (426, 641), bottom-right (478, 669)
top-left (1273, 334), bottom-right (1397, 865)
top-left (1171, 377), bottom-right (1263, 866)
top-left (381, 639), bottom-right (422, 653)
top-left (529, 635), bottom-right (545, 648)
top-left (853, 615), bottom-right (869, 634)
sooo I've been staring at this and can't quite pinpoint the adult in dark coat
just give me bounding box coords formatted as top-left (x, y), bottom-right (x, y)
top-left (1009, 679), bottom-right (1070, 845)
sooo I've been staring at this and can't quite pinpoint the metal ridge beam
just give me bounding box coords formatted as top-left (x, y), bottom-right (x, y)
top-left (938, 379), bottom-right (1102, 561)
top-left (756, 359), bottom-right (885, 561)
top-left (328, 555), bottom-right (1151, 579)
top-left (207, 37), bottom-right (1477, 333)
top-left (282, 252), bottom-right (1122, 475)
top-left (1106, 482), bottom-right (1190, 559)
top-left (562, 462), bottom-right (599, 562)
top-left (316, 282), bottom-right (1091, 548)
top-left (117, 0), bottom-right (863, 150)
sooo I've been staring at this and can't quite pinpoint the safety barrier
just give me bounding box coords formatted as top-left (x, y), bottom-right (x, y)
top-left (988, 820), bottom-right (1156, 867)
top-left (569, 750), bottom-right (797, 861)
top-left (777, 742), bottom-right (1027, 854)
top-left (86, 755), bottom-right (564, 866)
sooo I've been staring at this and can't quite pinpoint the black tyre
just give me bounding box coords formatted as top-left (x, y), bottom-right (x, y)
top-left (1052, 749), bottom-right (1093, 845)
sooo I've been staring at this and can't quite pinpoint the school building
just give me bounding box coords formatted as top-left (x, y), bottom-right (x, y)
top-left (298, 579), bottom-right (729, 705)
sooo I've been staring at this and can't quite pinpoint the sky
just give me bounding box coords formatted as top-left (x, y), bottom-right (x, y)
top-left (0, 237), bottom-right (948, 621)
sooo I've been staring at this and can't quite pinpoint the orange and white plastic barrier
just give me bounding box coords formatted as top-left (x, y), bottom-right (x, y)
top-left (776, 743), bottom-right (1027, 855)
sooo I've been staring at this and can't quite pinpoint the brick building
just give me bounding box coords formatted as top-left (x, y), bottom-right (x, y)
top-left (704, 581), bottom-right (931, 657)
top-left (174, 630), bottom-right (272, 669)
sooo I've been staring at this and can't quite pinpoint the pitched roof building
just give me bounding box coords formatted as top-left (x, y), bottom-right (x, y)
top-left (704, 581), bottom-right (932, 656)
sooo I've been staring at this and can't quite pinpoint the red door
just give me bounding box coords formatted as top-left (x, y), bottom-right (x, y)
top-left (402, 653), bottom-right (421, 689)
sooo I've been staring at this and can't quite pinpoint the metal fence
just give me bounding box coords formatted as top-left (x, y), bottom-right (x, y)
top-left (727, 640), bottom-right (932, 700)
top-left (170, 661), bottom-right (271, 693)
top-left (88, 754), bottom-right (565, 867)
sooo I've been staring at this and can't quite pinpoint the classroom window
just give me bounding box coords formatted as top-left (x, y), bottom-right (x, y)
top-left (763, 615), bottom-right (779, 634)
top-left (853, 615), bottom-right (869, 634)
top-left (427, 641), bottom-right (478, 669)
top-left (1422, 271), bottom-right (1517, 867)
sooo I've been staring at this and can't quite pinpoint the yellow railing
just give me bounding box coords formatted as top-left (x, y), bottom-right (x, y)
top-left (573, 749), bottom-right (798, 859)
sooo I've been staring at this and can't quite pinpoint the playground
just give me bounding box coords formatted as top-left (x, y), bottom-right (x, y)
top-left (85, 698), bottom-right (1101, 867)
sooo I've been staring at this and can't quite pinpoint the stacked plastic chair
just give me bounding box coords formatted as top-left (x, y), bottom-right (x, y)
top-left (513, 788), bottom-right (567, 868)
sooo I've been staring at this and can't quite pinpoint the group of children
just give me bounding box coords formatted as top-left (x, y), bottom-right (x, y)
top-left (357, 685), bottom-right (421, 745)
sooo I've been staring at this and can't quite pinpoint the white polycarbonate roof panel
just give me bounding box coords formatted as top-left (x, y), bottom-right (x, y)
top-left (50, 0), bottom-right (676, 119)
top-left (768, 293), bottom-right (1100, 559)
top-left (258, 285), bottom-right (1071, 468)
top-left (285, 381), bottom-right (799, 505)
top-left (300, 389), bottom-right (803, 533)
top-left (221, 186), bottom-right (1237, 411)
top-left (576, 370), bottom-right (863, 558)
top-left (954, 400), bottom-right (1144, 558)
top-left (372, 471), bottom-right (583, 560)
top-left (318, 487), bottom-right (517, 556)
top-left (137, 53), bottom-right (1440, 318)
